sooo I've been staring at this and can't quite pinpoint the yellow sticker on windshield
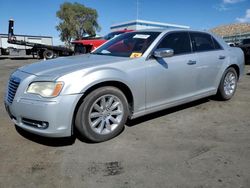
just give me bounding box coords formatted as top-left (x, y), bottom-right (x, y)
top-left (130, 52), bottom-right (142, 58)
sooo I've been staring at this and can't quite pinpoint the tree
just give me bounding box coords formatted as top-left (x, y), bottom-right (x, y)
top-left (56, 2), bottom-right (101, 46)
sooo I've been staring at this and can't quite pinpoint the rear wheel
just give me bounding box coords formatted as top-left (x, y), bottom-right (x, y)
top-left (75, 87), bottom-right (129, 142)
top-left (43, 50), bottom-right (54, 59)
top-left (217, 67), bottom-right (238, 100)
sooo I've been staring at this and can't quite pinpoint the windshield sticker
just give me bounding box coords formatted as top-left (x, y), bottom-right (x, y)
top-left (130, 52), bottom-right (142, 58)
top-left (133, 34), bottom-right (150, 39)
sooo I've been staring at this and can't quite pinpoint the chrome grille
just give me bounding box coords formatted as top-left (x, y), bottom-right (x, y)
top-left (7, 76), bottom-right (20, 104)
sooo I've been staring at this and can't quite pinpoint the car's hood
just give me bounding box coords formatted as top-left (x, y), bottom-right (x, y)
top-left (18, 54), bottom-right (128, 77)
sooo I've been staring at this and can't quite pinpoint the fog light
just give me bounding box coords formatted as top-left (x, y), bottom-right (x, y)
top-left (22, 118), bottom-right (49, 129)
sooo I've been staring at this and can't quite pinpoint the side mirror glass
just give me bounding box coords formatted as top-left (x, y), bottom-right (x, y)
top-left (153, 48), bottom-right (174, 58)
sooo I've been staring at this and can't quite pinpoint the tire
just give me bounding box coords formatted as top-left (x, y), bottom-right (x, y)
top-left (53, 52), bottom-right (59, 58)
top-left (81, 46), bottom-right (87, 54)
top-left (43, 50), bottom-right (54, 59)
top-left (217, 67), bottom-right (238, 100)
top-left (75, 87), bottom-right (129, 142)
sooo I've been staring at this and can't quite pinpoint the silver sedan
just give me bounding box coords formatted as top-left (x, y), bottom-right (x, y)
top-left (4, 29), bottom-right (244, 142)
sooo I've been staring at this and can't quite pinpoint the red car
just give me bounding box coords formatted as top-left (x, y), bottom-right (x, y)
top-left (72, 30), bottom-right (133, 54)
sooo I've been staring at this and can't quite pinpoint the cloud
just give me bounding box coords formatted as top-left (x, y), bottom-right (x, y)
top-left (215, 0), bottom-right (245, 11)
top-left (214, 4), bottom-right (231, 11)
top-left (236, 9), bottom-right (250, 23)
top-left (223, 0), bottom-right (245, 4)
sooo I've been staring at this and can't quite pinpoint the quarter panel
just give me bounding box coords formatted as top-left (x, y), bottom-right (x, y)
top-left (213, 47), bottom-right (244, 89)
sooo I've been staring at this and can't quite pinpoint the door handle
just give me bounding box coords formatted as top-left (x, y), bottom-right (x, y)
top-left (219, 55), bottom-right (226, 60)
top-left (187, 60), bottom-right (196, 65)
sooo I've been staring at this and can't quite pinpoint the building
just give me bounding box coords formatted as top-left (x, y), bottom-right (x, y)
top-left (110, 19), bottom-right (190, 31)
top-left (223, 32), bottom-right (250, 43)
top-left (210, 23), bottom-right (250, 43)
top-left (0, 34), bottom-right (52, 55)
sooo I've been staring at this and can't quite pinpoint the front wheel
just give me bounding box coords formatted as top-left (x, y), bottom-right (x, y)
top-left (75, 87), bottom-right (129, 142)
top-left (217, 67), bottom-right (238, 100)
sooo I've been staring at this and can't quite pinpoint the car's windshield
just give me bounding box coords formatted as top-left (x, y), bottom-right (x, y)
top-left (92, 31), bottom-right (160, 58)
top-left (103, 31), bottom-right (124, 40)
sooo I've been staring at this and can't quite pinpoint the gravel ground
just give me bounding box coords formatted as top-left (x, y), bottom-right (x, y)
top-left (0, 57), bottom-right (250, 188)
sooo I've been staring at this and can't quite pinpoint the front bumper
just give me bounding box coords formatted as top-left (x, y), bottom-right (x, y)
top-left (4, 94), bottom-right (81, 137)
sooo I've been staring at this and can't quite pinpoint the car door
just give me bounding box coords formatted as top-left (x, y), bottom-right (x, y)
top-left (146, 31), bottom-right (199, 110)
top-left (189, 32), bottom-right (226, 92)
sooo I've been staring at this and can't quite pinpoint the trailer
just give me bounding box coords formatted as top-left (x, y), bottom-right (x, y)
top-left (4, 19), bottom-right (73, 59)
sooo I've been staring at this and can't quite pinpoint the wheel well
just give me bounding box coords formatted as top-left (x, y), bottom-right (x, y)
top-left (71, 81), bottom-right (134, 134)
top-left (228, 64), bottom-right (240, 79)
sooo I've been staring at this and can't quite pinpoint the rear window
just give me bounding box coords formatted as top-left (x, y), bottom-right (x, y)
top-left (190, 32), bottom-right (215, 52)
top-left (212, 37), bottom-right (222, 50)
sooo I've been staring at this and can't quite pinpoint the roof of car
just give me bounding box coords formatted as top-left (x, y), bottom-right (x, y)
top-left (133, 28), bottom-right (213, 34)
top-left (115, 29), bottom-right (134, 32)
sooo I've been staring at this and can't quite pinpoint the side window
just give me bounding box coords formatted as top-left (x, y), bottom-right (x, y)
top-left (190, 32), bottom-right (215, 52)
top-left (212, 37), bottom-right (222, 50)
top-left (157, 32), bottom-right (191, 55)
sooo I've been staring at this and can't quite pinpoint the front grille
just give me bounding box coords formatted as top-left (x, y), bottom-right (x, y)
top-left (7, 76), bottom-right (20, 104)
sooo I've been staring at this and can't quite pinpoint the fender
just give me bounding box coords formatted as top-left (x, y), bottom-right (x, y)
top-left (59, 67), bottom-right (134, 95)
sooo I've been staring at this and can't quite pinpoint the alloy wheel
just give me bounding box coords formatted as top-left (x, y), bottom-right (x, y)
top-left (88, 94), bottom-right (124, 135)
top-left (223, 72), bottom-right (236, 96)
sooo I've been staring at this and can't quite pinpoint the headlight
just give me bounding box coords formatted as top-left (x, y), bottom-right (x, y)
top-left (27, 81), bottom-right (64, 97)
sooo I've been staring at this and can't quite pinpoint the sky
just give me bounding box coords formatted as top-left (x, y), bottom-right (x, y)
top-left (0, 0), bottom-right (249, 45)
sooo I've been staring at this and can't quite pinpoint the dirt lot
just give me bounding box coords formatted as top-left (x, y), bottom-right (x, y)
top-left (0, 57), bottom-right (250, 188)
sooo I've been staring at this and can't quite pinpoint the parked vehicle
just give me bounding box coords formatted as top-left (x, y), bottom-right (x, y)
top-left (4, 29), bottom-right (244, 142)
top-left (6, 19), bottom-right (73, 59)
top-left (227, 42), bottom-right (235, 47)
top-left (72, 29), bottom-right (133, 54)
top-left (241, 38), bottom-right (250, 45)
top-left (236, 38), bottom-right (250, 63)
top-left (0, 47), bottom-right (4, 55)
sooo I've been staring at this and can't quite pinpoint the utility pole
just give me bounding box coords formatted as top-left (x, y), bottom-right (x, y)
top-left (136, 0), bottom-right (139, 20)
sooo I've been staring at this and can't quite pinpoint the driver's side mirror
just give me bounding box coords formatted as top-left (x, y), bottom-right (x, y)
top-left (153, 48), bottom-right (174, 58)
